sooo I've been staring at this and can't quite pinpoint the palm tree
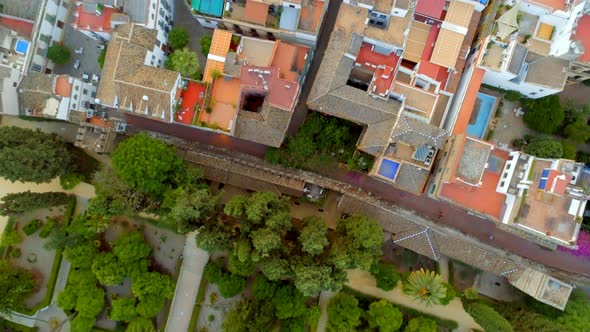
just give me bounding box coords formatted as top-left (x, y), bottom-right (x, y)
top-left (165, 48), bottom-right (200, 78)
top-left (402, 268), bottom-right (447, 306)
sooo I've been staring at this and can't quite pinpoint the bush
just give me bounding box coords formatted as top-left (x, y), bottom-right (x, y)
top-left (404, 317), bottom-right (437, 332)
top-left (370, 262), bottom-right (400, 291)
top-left (504, 90), bottom-right (522, 102)
top-left (463, 288), bottom-right (479, 300)
top-left (0, 191), bottom-right (70, 216)
top-left (465, 302), bottom-right (514, 332)
top-left (1, 228), bottom-right (22, 247)
top-left (10, 247), bottom-right (21, 258)
top-left (23, 219), bottom-right (43, 236)
top-left (327, 293), bottom-right (362, 331)
top-left (60, 173), bottom-right (83, 190)
top-left (98, 49), bottom-right (106, 68)
top-left (217, 272), bottom-right (246, 298)
top-left (200, 35), bottom-right (212, 55)
top-left (439, 282), bottom-right (457, 305)
top-left (522, 95), bottom-right (564, 134)
top-left (203, 260), bottom-right (224, 283)
top-left (524, 136), bottom-right (563, 159)
top-left (562, 141), bottom-right (577, 160)
top-left (39, 219), bottom-right (57, 238)
top-left (168, 27), bottom-right (189, 50)
top-left (47, 44), bottom-right (71, 64)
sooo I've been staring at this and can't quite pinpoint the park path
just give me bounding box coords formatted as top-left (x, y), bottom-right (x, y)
top-left (346, 270), bottom-right (481, 332)
top-left (316, 291), bottom-right (336, 332)
top-left (165, 231), bottom-right (210, 332)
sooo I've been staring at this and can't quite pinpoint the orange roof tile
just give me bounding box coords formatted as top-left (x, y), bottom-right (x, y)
top-left (55, 76), bottom-right (72, 97)
top-left (452, 67), bottom-right (485, 134)
top-left (243, 0), bottom-right (269, 26)
top-left (74, 4), bottom-right (122, 32)
top-left (528, 0), bottom-right (566, 11)
top-left (573, 15), bottom-right (590, 62)
top-left (204, 59), bottom-right (225, 83)
top-left (209, 29), bottom-right (233, 57)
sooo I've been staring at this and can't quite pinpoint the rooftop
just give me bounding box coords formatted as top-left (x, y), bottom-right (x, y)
top-left (176, 81), bottom-right (206, 125)
top-left (18, 73), bottom-right (65, 118)
top-left (455, 137), bottom-right (493, 185)
top-left (452, 67), bottom-right (485, 134)
top-left (199, 77), bottom-right (240, 131)
top-left (0, 15), bottom-right (34, 39)
top-left (298, 0), bottom-right (325, 32)
top-left (445, 0), bottom-right (474, 28)
top-left (524, 52), bottom-right (569, 89)
top-left (203, 29), bottom-right (233, 83)
top-left (238, 37), bottom-right (275, 67)
top-left (526, 0), bottom-right (567, 11)
top-left (244, 0), bottom-right (270, 26)
top-left (430, 28), bottom-right (465, 69)
top-left (405, 21), bottom-right (431, 63)
top-left (514, 159), bottom-right (583, 243)
top-left (73, 2), bottom-right (123, 33)
top-left (192, 0), bottom-right (224, 17)
top-left (415, 0), bottom-right (446, 19)
top-left (270, 40), bottom-right (309, 82)
top-left (391, 81), bottom-right (438, 118)
top-left (573, 15), bottom-right (590, 62)
top-left (240, 65), bottom-right (299, 111)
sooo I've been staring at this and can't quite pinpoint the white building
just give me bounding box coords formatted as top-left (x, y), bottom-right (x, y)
top-left (29, 0), bottom-right (68, 74)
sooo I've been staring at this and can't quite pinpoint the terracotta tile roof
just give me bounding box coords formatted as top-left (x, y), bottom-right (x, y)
top-left (573, 15), bottom-right (590, 62)
top-left (203, 29), bottom-right (233, 83)
top-left (243, 0), bottom-right (269, 26)
top-left (96, 24), bottom-right (179, 122)
top-left (73, 3), bottom-right (122, 33)
top-left (527, 0), bottom-right (566, 11)
top-left (430, 28), bottom-right (464, 69)
top-left (55, 76), bottom-right (72, 97)
top-left (18, 73), bottom-right (59, 114)
top-left (415, 0), bottom-right (446, 19)
top-left (445, 0), bottom-right (474, 28)
top-left (405, 21), bottom-right (430, 63)
top-left (270, 41), bottom-right (310, 83)
top-left (452, 67), bottom-right (485, 134)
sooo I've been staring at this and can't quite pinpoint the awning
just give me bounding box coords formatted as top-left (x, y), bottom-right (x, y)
top-left (496, 6), bottom-right (519, 40)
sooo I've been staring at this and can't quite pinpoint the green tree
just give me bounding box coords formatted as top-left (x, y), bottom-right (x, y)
top-left (251, 275), bottom-right (278, 301)
top-left (404, 317), bottom-right (437, 332)
top-left (97, 49), bottom-right (106, 68)
top-left (161, 186), bottom-right (220, 233)
top-left (109, 296), bottom-right (136, 322)
top-left (562, 141), bottom-right (577, 160)
top-left (465, 302), bottom-right (514, 332)
top-left (330, 215), bottom-right (384, 270)
top-left (135, 294), bottom-right (166, 318)
top-left (370, 263), bottom-right (400, 291)
top-left (113, 231), bottom-right (152, 266)
top-left (250, 228), bottom-right (282, 256)
top-left (0, 260), bottom-right (36, 312)
top-left (292, 262), bottom-right (340, 297)
top-left (402, 269), bottom-right (447, 306)
top-left (524, 136), bottom-right (563, 158)
top-left (76, 286), bottom-right (105, 318)
top-left (463, 288), bottom-right (479, 300)
top-left (70, 315), bottom-right (95, 332)
top-left (168, 27), bottom-right (189, 49)
top-left (165, 48), bottom-right (200, 77)
top-left (112, 133), bottom-right (184, 197)
top-left (222, 299), bottom-right (275, 332)
top-left (439, 282), bottom-right (457, 306)
top-left (47, 44), bottom-right (71, 64)
top-left (522, 95), bottom-right (565, 134)
top-left (0, 191), bottom-right (69, 216)
top-left (0, 228), bottom-right (21, 248)
top-left (298, 216), bottom-right (329, 255)
top-left (327, 293), bottom-right (362, 332)
top-left (564, 120), bottom-right (590, 143)
top-left (0, 127), bottom-right (75, 183)
top-left (367, 300), bottom-right (403, 332)
top-left (195, 224), bottom-right (231, 252)
top-left (131, 272), bottom-right (175, 300)
top-left (227, 251), bottom-right (256, 277)
top-left (64, 241), bottom-right (98, 269)
top-left (259, 256), bottom-right (291, 281)
top-left (126, 317), bottom-right (156, 332)
top-left (217, 272), bottom-right (246, 298)
top-left (92, 252), bottom-right (126, 286)
top-left (272, 284), bottom-right (307, 319)
top-left (200, 35), bottom-right (212, 55)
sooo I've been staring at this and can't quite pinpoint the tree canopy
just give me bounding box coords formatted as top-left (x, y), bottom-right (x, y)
top-left (200, 35), bottom-right (212, 55)
top-left (522, 95), bottom-right (565, 134)
top-left (0, 260), bottom-right (36, 312)
top-left (91, 252), bottom-right (126, 286)
top-left (404, 317), bottom-right (437, 332)
top-left (0, 127), bottom-right (75, 183)
top-left (47, 44), bottom-right (71, 64)
top-left (299, 216), bottom-right (329, 255)
top-left (464, 302), bottom-right (514, 332)
top-left (327, 293), bottom-right (362, 332)
top-left (112, 133), bottom-right (184, 197)
top-left (0, 191), bottom-right (70, 216)
top-left (165, 48), bottom-right (200, 78)
top-left (168, 27), bottom-right (189, 50)
top-left (367, 300), bottom-right (403, 332)
top-left (109, 296), bottom-right (136, 322)
top-left (402, 269), bottom-right (447, 306)
top-left (524, 136), bottom-right (563, 159)
top-left (161, 186), bottom-right (220, 233)
top-left (370, 262), bottom-right (400, 291)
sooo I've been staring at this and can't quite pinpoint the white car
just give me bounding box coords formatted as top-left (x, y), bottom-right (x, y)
top-left (82, 72), bottom-right (89, 82)
top-left (92, 73), bottom-right (100, 83)
top-left (73, 59), bottom-right (80, 69)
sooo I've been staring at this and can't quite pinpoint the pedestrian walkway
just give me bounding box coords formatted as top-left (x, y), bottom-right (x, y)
top-left (51, 260), bottom-right (72, 305)
top-left (346, 269), bottom-right (481, 332)
top-left (316, 291), bottom-right (336, 332)
top-left (165, 231), bottom-right (210, 332)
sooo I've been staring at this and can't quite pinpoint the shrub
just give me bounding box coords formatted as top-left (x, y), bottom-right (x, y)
top-left (1, 228), bottom-right (22, 247)
top-left (23, 219), bottom-right (43, 235)
top-left (10, 247), bottom-right (21, 258)
top-left (404, 317), bottom-right (437, 332)
top-left (60, 173), bottom-right (83, 190)
top-left (203, 260), bottom-right (224, 283)
top-left (439, 282), bottom-right (457, 305)
top-left (561, 141), bottom-right (577, 160)
top-left (504, 90), bottom-right (522, 102)
top-left (200, 35), bottom-right (212, 55)
top-left (0, 191), bottom-right (70, 216)
top-left (522, 95), bottom-right (564, 134)
top-left (370, 262), bottom-right (400, 291)
top-left (217, 272), bottom-right (246, 298)
top-left (327, 293), bottom-right (362, 331)
top-left (47, 44), bottom-right (71, 64)
top-left (524, 136), bottom-right (563, 159)
top-left (39, 219), bottom-right (57, 238)
top-left (465, 302), bottom-right (514, 332)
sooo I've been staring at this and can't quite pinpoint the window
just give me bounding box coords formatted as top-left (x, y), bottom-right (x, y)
top-left (151, 13), bottom-right (155, 19)
top-left (39, 34), bottom-right (51, 43)
top-left (57, 20), bottom-right (64, 29)
top-left (503, 173), bottom-right (508, 179)
top-left (45, 14), bottom-right (56, 24)
top-left (500, 181), bottom-right (505, 187)
top-left (83, 89), bottom-right (88, 95)
top-left (530, 92), bottom-right (537, 96)
top-left (12, 82), bottom-right (17, 87)
top-left (36, 48), bottom-right (47, 57)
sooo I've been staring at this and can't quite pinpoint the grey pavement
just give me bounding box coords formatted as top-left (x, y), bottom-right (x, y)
top-left (35, 305), bottom-right (71, 332)
top-left (52, 1), bottom-right (103, 78)
top-left (316, 291), bottom-right (336, 332)
top-left (438, 255), bottom-right (450, 282)
top-left (164, 230), bottom-right (210, 332)
top-left (173, 0), bottom-right (210, 68)
top-left (51, 259), bottom-right (72, 305)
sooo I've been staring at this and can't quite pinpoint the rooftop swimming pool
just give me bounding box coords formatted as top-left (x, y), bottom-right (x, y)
top-left (378, 158), bottom-right (400, 180)
top-left (467, 92), bottom-right (497, 139)
top-left (15, 39), bottom-right (29, 55)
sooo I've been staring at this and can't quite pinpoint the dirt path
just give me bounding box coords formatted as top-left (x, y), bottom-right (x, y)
top-left (316, 291), bottom-right (336, 332)
top-left (346, 270), bottom-right (481, 332)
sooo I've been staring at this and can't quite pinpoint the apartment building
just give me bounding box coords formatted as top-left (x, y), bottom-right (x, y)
top-left (29, 0), bottom-right (69, 74)
top-left (196, 28), bottom-right (310, 146)
top-left (71, 0), bottom-right (174, 64)
top-left (192, 0), bottom-right (328, 45)
top-left (475, 0), bottom-right (588, 97)
top-left (433, 134), bottom-right (588, 249)
top-left (97, 23), bottom-right (181, 122)
top-left (567, 14), bottom-right (590, 83)
top-left (307, 0), bottom-right (485, 194)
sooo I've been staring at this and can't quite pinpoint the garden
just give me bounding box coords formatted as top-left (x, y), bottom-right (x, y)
top-left (0, 191), bottom-right (76, 314)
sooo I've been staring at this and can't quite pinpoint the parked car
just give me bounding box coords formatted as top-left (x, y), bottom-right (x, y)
top-left (75, 47), bottom-right (84, 54)
top-left (82, 72), bottom-right (89, 82)
top-left (92, 73), bottom-right (100, 83)
top-left (73, 59), bottom-right (80, 69)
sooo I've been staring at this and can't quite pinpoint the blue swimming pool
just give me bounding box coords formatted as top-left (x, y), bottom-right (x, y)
top-left (15, 39), bottom-right (29, 55)
top-left (467, 92), bottom-right (497, 139)
top-left (378, 159), bottom-right (400, 180)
